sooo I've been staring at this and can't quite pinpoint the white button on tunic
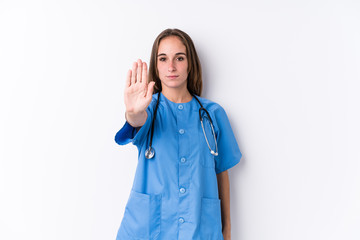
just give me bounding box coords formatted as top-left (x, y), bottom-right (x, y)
top-left (115, 92), bottom-right (242, 240)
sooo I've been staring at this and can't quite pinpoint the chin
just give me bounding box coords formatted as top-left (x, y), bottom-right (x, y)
top-left (161, 80), bottom-right (187, 90)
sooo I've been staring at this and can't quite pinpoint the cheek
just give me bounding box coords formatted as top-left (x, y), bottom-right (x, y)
top-left (182, 63), bottom-right (189, 75)
top-left (182, 61), bottom-right (189, 73)
top-left (156, 67), bottom-right (162, 76)
top-left (157, 64), bottom-right (165, 75)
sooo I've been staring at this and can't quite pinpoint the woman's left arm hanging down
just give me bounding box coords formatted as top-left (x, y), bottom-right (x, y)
top-left (217, 170), bottom-right (231, 240)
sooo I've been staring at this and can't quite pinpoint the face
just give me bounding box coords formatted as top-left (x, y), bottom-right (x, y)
top-left (157, 36), bottom-right (188, 91)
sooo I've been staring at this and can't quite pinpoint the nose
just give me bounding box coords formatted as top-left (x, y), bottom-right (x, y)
top-left (168, 60), bottom-right (176, 72)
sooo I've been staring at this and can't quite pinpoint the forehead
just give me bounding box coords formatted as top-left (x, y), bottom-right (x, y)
top-left (158, 36), bottom-right (186, 54)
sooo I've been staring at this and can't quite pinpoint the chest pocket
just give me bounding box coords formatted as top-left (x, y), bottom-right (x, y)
top-left (118, 190), bottom-right (162, 240)
top-left (199, 114), bottom-right (217, 168)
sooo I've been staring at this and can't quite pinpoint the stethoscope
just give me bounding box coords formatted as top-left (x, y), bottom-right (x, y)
top-left (145, 91), bottom-right (219, 159)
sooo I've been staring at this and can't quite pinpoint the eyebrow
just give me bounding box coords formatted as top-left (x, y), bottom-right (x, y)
top-left (157, 52), bottom-right (186, 57)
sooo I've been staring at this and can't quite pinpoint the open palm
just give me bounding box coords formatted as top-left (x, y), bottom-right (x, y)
top-left (124, 59), bottom-right (155, 114)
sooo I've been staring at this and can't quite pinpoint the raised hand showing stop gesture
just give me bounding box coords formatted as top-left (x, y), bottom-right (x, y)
top-left (124, 59), bottom-right (155, 127)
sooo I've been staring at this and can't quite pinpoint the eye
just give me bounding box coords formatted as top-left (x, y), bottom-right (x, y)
top-left (158, 57), bottom-right (166, 62)
top-left (177, 56), bottom-right (184, 61)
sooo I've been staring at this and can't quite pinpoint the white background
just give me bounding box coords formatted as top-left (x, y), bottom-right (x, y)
top-left (1, 0), bottom-right (359, 239)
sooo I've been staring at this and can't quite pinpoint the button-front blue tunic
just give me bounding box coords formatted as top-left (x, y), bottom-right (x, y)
top-left (115, 92), bottom-right (242, 240)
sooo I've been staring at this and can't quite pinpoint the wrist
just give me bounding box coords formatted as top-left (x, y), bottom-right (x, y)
top-left (125, 108), bottom-right (145, 115)
top-left (125, 110), bottom-right (147, 128)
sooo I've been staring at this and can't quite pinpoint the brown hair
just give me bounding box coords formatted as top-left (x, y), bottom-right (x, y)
top-left (148, 28), bottom-right (203, 96)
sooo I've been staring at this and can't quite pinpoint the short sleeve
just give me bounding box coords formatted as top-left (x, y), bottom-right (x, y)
top-left (212, 105), bottom-right (242, 174)
top-left (114, 107), bottom-right (153, 147)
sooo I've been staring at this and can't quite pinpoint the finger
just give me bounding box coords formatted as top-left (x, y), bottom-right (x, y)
top-left (131, 62), bottom-right (137, 84)
top-left (142, 62), bottom-right (148, 85)
top-left (126, 69), bottom-right (131, 87)
top-left (136, 59), bottom-right (142, 83)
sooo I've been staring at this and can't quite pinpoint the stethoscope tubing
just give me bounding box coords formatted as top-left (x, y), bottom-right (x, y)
top-left (145, 91), bottom-right (218, 159)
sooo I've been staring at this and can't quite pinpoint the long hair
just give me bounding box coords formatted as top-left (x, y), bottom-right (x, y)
top-left (148, 28), bottom-right (203, 96)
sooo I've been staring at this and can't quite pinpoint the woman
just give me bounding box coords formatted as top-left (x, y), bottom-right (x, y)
top-left (115, 28), bottom-right (242, 240)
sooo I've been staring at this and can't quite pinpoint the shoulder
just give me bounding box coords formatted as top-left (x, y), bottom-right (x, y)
top-left (147, 92), bottom-right (160, 109)
top-left (195, 95), bottom-right (226, 115)
top-left (150, 92), bottom-right (159, 104)
top-left (196, 95), bottom-right (232, 133)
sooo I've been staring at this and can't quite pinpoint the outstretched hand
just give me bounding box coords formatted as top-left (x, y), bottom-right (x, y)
top-left (124, 59), bottom-right (155, 115)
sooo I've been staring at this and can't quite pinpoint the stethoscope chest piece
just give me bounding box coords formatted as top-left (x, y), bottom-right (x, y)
top-left (145, 146), bottom-right (155, 159)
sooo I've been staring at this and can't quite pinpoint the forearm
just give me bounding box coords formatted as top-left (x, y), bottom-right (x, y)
top-left (217, 170), bottom-right (231, 230)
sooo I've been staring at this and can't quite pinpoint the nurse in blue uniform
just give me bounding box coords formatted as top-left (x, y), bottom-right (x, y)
top-left (115, 28), bottom-right (242, 240)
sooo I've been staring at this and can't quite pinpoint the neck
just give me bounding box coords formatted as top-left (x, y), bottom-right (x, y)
top-left (161, 85), bottom-right (192, 103)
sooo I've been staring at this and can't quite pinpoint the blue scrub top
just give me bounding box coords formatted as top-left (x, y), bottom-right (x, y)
top-left (115, 92), bottom-right (242, 240)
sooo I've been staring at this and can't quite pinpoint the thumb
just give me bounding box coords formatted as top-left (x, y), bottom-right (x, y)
top-left (146, 81), bottom-right (155, 100)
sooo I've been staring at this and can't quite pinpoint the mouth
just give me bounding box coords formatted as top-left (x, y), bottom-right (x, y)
top-left (166, 75), bottom-right (179, 79)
